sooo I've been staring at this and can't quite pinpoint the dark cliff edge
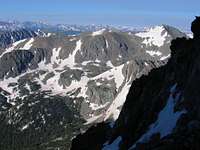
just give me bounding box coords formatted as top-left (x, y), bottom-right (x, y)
top-left (71, 17), bottom-right (200, 150)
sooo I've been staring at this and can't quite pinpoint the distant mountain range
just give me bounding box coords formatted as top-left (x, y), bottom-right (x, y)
top-left (0, 20), bottom-right (142, 35)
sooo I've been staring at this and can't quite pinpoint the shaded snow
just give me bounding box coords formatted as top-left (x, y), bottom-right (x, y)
top-left (103, 136), bottom-right (122, 150)
top-left (129, 84), bottom-right (186, 149)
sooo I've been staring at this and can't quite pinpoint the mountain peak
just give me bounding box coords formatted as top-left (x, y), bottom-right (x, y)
top-left (71, 16), bottom-right (200, 150)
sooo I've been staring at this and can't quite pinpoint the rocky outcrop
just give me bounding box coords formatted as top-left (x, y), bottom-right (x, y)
top-left (0, 48), bottom-right (50, 79)
top-left (71, 17), bottom-right (200, 150)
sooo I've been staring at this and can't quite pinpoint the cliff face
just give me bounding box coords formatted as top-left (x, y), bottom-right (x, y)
top-left (71, 17), bottom-right (200, 150)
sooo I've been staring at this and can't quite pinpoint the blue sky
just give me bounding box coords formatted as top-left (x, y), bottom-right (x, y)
top-left (0, 0), bottom-right (199, 30)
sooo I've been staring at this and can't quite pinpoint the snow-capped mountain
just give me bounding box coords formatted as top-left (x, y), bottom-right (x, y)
top-left (0, 24), bottom-right (186, 149)
top-left (71, 18), bottom-right (200, 150)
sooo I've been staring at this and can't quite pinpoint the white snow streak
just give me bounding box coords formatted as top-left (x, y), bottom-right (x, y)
top-left (160, 54), bottom-right (171, 61)
top-left (84, 114), bottom-right (103, 125)
top-left (146, 50), bottom-right (162, 57)
top-left (106, 39), bottom-right (109, 48)
top-left (0, 39), bottom-right (26, 58)
top-left (20, 38), bottom-right (34, 50)
top-left (89, 102), bottom-right (109, 111)
top-left (51, 47), bottom-right (62, 65)
top-left (61, 39), bottom-right (82, 68)
top-left (104, 82), bottom-right (131, 120)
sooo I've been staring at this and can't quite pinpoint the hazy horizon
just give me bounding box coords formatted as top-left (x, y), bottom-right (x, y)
top-left (1, 0), bottom-right (200, 31)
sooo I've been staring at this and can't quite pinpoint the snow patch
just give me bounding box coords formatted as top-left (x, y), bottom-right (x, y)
top-left (51, 47), bottom-right (62, 65)
top-left (81, 60), bottom-right (93, 66)
top-left (89, 102), bottom-right (109, 111)
top-left (20, 120), bottom-right (34, 131)
top-left (46, 33), bottom-right (52, 37)
top-left (92, 63), bottom-right (125, 91)
top-left (24, 83), bottom-right (31, 93)
top-left (63, 39), bottom-right (82, 68)
top-left (136, 26), bottom-right (168, 47)
top-left (20, 38), bottom-right (34, 50)
top-left (106, 60), bottom-right (114, 68)
top-left (146, 50), bottom-right (162, 57)
top-left (144, 62), bottom-right (149, 66)
top-left (92, 29), bottom-right (106, 36)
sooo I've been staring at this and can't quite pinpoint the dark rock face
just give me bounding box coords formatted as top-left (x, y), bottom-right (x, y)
top-left (0, 48), bottom-right (49, 79)
top-left (71, 123), bottom-right (111, 150)
top-left (71, 17), bottom-right (200, 150)
top-left (59, 69), bottom-right (84, 88)
top-left (0, 29), bottom-right (37, 49)
top-left (0, 50), bottom-right (34, 78)
top-left (191, 16), bottom-right (200, 39)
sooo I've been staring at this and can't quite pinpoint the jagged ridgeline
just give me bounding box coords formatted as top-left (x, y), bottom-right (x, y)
top-left (71, 17), bottom-right (200, 150)
top-left (0, 22), bottom-right (186, 149)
